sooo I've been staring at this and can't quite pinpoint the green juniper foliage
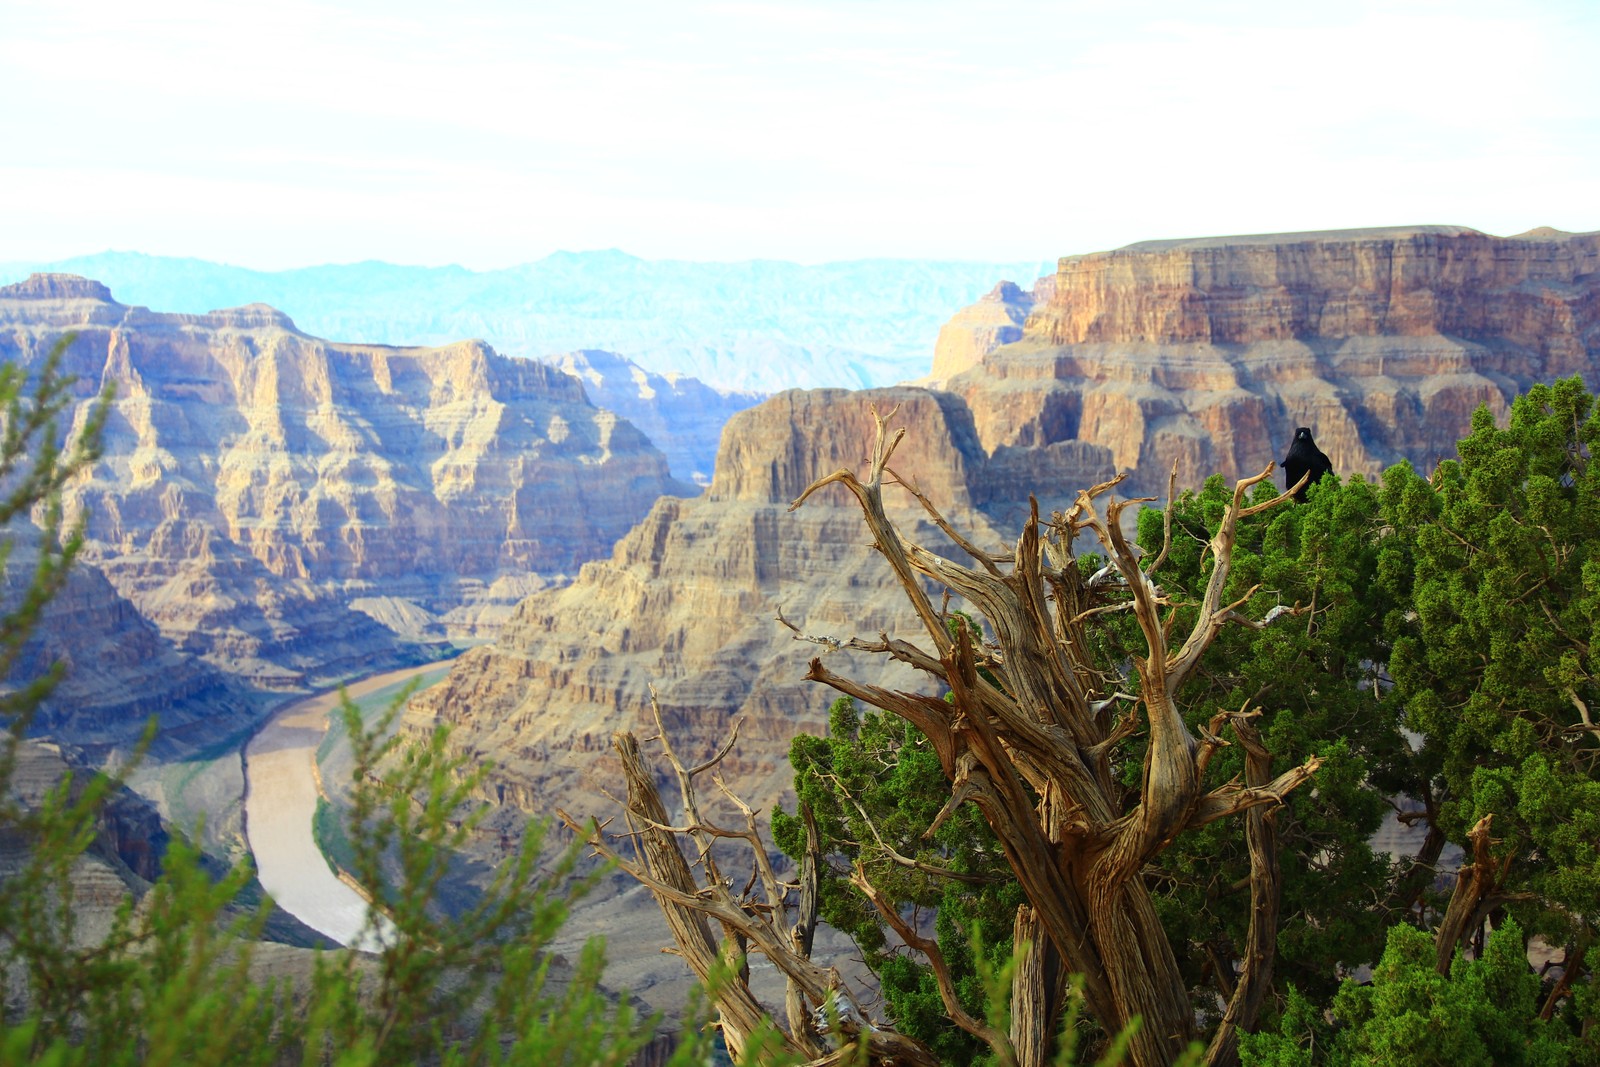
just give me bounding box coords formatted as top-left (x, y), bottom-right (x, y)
top-left (1379, 377), bottom-right (1600, 953)
top-left (774, 379), bottom-right (1600, 1062)
top-left (1239, 921), bottom-right (1589, 1066)
top-left (773, 693), bottom-right (1023, 1065)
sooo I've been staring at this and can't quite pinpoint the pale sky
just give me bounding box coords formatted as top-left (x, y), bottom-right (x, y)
top-left (3, 0), bottom-right (1596, 270)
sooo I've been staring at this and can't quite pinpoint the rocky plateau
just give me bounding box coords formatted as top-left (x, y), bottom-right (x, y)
top-left (938, 225), bottom-right (1600, 495)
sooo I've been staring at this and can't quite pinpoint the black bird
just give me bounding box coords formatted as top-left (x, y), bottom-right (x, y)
top-left (1282, 427), bottom-right (1333, 502)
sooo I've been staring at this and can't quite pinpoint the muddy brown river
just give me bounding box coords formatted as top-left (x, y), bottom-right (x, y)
top-left (243, 659), bottom-right (454, 950)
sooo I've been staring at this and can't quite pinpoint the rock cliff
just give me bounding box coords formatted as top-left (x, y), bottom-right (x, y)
top-left (546, 350), bottom-right (764, 486)
top-left (0, 275), bottom-right (686, 746)
top-left (1, 533), bottom-right (249, 753)
top-left (407, 224), bottom-right (1600, 1006)
top-left (413, 224), bottom-right (1600, 830)
top-left (945, 226), bottom-right (1600, 494)
top-left (930, 280), bottom-right (1036, 383)
top-left (408, 387), bottom-right (1010, 817)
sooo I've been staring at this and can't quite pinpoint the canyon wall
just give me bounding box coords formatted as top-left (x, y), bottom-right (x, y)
top-left (408, 386), bottom-right (1011, 817)
top-left (930, 280), bottom-right (1036, 383)
top-left (408, 224), bottom-right (1600, 1001)
top-left (0, 274), bottom-right (686, 746)
top-left (944, 226), bottom-right (1600, 495)
top-left (416, 225), bottom-right (1600, 829)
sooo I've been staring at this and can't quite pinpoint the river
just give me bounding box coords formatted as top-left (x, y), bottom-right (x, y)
top-left (243, 658), bottom-right (456, 951)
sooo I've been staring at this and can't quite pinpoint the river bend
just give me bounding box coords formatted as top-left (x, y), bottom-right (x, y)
top-left (243, 660), bottom-right (453, 950)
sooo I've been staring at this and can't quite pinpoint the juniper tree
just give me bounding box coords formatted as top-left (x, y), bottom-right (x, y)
top-left (1377, 375), bottom-right (1600, 1023)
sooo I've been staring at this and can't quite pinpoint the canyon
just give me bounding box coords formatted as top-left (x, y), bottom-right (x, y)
top-left (413, 222), bottom-right (1600, 880)
top-left (6, 225), bottom-right (1600, 1015)
top-left (0, 273), bottom-right (686, 752)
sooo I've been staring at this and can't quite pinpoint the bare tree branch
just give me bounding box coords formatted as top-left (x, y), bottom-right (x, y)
top-left (850, 862), bottom-right (1017, 1066)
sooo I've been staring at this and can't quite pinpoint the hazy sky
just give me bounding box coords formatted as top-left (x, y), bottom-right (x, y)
top-left (3, 0), bottom-right (1596, 270)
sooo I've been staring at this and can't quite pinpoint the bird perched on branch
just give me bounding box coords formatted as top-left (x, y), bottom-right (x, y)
top-left (1282, 427), bottom-right (1332, 502)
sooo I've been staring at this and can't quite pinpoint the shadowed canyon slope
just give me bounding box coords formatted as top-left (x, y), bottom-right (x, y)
top-left (0, 274), bottom-right (686, 746)
top-left (938, 225), bottom-right (1600, 495)
top-left (414, 225), bottom-right (1600, 834)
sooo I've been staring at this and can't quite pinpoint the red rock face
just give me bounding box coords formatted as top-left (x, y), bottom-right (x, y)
top-left (948, 227), bottom-right (1600, 493)
top-left (931, 281), bottom-right (1035, 382)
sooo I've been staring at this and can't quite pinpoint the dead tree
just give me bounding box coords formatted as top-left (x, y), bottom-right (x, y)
top-left (781, 408), bottom-right (1322, 1067)
top-left (558, 695), bottom-right (943, 1066)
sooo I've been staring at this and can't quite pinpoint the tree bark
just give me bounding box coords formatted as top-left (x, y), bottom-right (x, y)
top-left (1205, 716), bottom-right (1281, 1067)
top-left (1435, 813), bottom-right (1501, 975)
top-left (611, 732), bottom-right (775, 1060)
top-left (790, 408), bottom-right (1321, 1067)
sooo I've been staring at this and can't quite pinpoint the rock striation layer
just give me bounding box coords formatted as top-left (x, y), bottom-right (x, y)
top-left (946, 226), bottom-right (1600, 494)
top-left (0, 275), bottom-right (686, 746)
top-left (408, 387), bottom-right (1014, 817)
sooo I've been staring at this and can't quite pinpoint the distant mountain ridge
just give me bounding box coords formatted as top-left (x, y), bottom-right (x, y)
top-left (0, 250), bottom-right (1052, 393)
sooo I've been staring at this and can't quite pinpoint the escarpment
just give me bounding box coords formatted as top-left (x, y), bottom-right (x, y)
top-left (944, 226), bottom-right (1600, 494)
top-left (0, 275), bottom-right (686, 746)
top-left (930, 279), bottom-right (1037, 383)
top-left (407, 387), bottom-right (1017, 818)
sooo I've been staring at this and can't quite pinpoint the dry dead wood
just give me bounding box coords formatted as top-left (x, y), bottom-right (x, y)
top-left (558, 692), bottom-right (941, 1066)
top-left (786, 407), bottom-right (1320, 1067)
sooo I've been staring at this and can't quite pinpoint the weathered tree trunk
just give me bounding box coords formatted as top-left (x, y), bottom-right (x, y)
top-left (1010, 906), bottom-right (1057, 1067)
top-left (561, 712), bottom-right (943, 1067)
top-left (1205, 718), bottom-right (1281, 1067)
top-left (785, 803), bottom-right (822, 1049)
top-left (791, 408), bottom-right (1322, 1067)
top-left (610, 732), bottom-right (775, 1060)
top-left (1433, 813), bottom-right (1531, 975)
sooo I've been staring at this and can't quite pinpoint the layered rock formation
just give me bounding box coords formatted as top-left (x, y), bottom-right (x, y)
top-left (1, 536), bottom-right (247, 753)
top-left (408, 387), bottom-right (1014, 817)
top-left (945, 226), bottom-right (1600, 494)
top-left (546, 350), bottom-right (764, 486)
top-left (0, 274), bottom-right (686, 746)
top-left (930, 280), bottom-right (1037, 383)
top-left (2, 251), bottom-right (1053, 393)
